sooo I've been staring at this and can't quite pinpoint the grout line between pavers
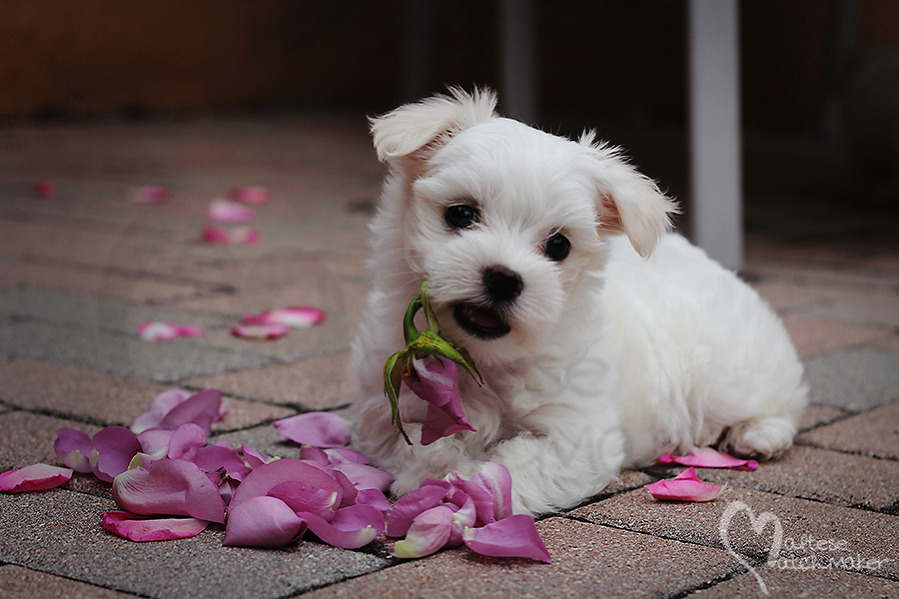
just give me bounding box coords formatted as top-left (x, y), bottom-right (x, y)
top-left (666, 567), bottom-right (754, 599)
top-left (1, 404), bottom-right (123, 429)
top-left (793, 440), bottom-right (899, 463)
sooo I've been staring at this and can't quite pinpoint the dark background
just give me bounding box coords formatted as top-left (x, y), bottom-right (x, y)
top-left (2, 0), bottom-right (898, 242)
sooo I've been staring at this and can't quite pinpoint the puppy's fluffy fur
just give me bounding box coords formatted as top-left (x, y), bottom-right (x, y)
top-left (352, 89), bottom-right (807, 515)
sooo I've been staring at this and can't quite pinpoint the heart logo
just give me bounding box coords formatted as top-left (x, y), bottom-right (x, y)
top-left (719, 500), bottom-right (783, 594)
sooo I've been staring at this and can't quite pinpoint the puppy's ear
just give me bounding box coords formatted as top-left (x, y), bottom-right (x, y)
top-left (580, 133), bottom-right (678, 257)
top-left (370, 88), bottom-right (497, 163)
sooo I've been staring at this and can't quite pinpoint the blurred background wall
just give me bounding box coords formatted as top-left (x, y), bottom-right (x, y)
top-left (1, 0), bottom-right (895, 132)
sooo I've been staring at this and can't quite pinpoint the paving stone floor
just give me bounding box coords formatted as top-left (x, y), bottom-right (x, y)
top-left (1, 114), bottom-right (897, 598)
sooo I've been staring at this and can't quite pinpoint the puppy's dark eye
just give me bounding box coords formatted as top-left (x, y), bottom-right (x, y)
top-left (445, 204), bottom-right (480, 230)
top-left (544, 233), bottom-right (571, 261)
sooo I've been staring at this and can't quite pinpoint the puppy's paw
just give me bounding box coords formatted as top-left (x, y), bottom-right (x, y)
top-left (720, 417), bottom-right (797, 460)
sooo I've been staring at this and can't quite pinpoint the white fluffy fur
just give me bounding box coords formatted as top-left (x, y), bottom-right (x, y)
top-left (352, 89), bottom-right (808, 516)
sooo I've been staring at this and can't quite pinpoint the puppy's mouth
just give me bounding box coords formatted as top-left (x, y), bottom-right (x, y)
top-left (453, 303), bottom-right (511, 340)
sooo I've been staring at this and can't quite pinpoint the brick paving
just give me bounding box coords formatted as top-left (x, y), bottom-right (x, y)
top-left (1, 114), bottom-right (898, 598)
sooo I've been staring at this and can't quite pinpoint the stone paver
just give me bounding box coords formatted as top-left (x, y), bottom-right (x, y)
top-left (0, 565), bottom-right (138, 599)
top-left (796, 400), bottom-right (899, 460)
top-left (303, 517), bottom-right (741, 599)
top-left (781, 315), bottom-right (892, 358)
top-left (797, 404), bottom-right (849, 432)
top-left (803, 348), bottom-right (899, 411)
top-left (0, 288), bottom-right (235, 336)
top-left (0, 358), bottom-right (293, 430)
top-left (0, 319), bottom-right (273, 382)
top-left (689, 567), bottom-right (899, 598)
top-left (185, 351), bottom-right (356, 409)
top-left (0, 491), bottom-right (390, 599)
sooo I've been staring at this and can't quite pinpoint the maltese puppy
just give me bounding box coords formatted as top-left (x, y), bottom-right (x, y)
top-left (352, 89), bottom-right (807, 515)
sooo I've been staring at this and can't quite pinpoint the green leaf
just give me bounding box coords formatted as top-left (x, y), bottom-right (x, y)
top-left (402, 294), bottom-right (423, 346)
top-left (383, 350), bottom-right (412, 445)
top-left (410, 329), bottom-right (482, 385)
top-left (419, 280), bottom-right (440, 334)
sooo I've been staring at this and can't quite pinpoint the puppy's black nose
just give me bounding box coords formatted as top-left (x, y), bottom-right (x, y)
top-left (483, 265), bottom-right (523, 303)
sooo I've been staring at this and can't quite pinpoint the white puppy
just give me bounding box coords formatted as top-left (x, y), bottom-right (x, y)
top-left (352, 89), bottom-right (807, 516)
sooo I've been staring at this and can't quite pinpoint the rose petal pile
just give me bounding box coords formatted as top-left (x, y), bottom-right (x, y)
top-left (1, 389), bottom-right (551, 563)
top-left (387, 462), bottom-right (550, 562)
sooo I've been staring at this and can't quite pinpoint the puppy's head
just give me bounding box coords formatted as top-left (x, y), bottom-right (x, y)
top-left (371, 89), bottom-right (676, 365)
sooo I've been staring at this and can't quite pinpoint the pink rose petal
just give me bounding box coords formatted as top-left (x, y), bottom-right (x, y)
top-left (356, 488), bottom-right (392, 514)
top-left (0, 464), bottom-right (72, 493)
top-left (224, 495), bottom-right (307, 547)
top-left (156, 389), bottom-right (225, 435)
top-left (268, 480), bottom-right (340, 519)
top-left (273, 412), bottom-right (351, 448)
top-left (230, 324), bottom-right (290, 340)
top-left (324, 447), bottom-right (371, 465)
top-left (208, 198), bottom-right (255, 224)
top-left (391, 505), bottom-right (455, 559)
top-left (447, 493), bottom-right (477, 547)
top-left (299, 504), bottom-right (385, 549)
top-left (102, 511), bottom-right (208, 542)
top-left (131, 389), bottom-right (192, 434)
top-left (658, 447), bottom-right (758, 471)
top-left (90, 426), bottom-right (142, 483)
top-left (201, 225), bottom-right (260, 245)
top-left (228, 458), bottom-right (342, 515)
top-left (194, 444), bottom-right (249, 479)
top-left (298, 446), bottom-right (332, 466)
top-left (242, 307), bottom-right (326, 329)
top-left (405, 356), bottom-right (475, 445)
top-left (138, 428), bottom-right (178, 458)
top-left (230, 186), bottom-right (269, 204)
top-left (644, 466), bottom-right (723, 502)
top-left (166, 423), bottom-right (208, 461)
top-left (137, 322), bottom-right (205, 343)
top-left (387, 482), bottom-right (451, 537)
top-left (33, 178), bottom-right (56, 198)
top-left (54, 427), bottom-right (93, 473)
top-left (447, 461), bottom-right (513, 526)
top-left (332, 462), bottom-right (394, 492)
top-left (130, 186), bottom-right (170, 204)
top-left (240, 444), bottom-right (273, 469)
top-left (112, 458), bottom-right (227, 523)
top-left (462, 514), bottom-right (552, 563)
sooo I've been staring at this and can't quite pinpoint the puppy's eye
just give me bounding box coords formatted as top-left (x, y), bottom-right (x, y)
top-left (445, 204), bottom-right (480, 230)
top-left (544, 233), bottom-right (571, 261)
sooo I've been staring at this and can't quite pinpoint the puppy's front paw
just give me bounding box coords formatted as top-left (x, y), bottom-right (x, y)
top-left (720, 417), bottom-right (797, 460)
